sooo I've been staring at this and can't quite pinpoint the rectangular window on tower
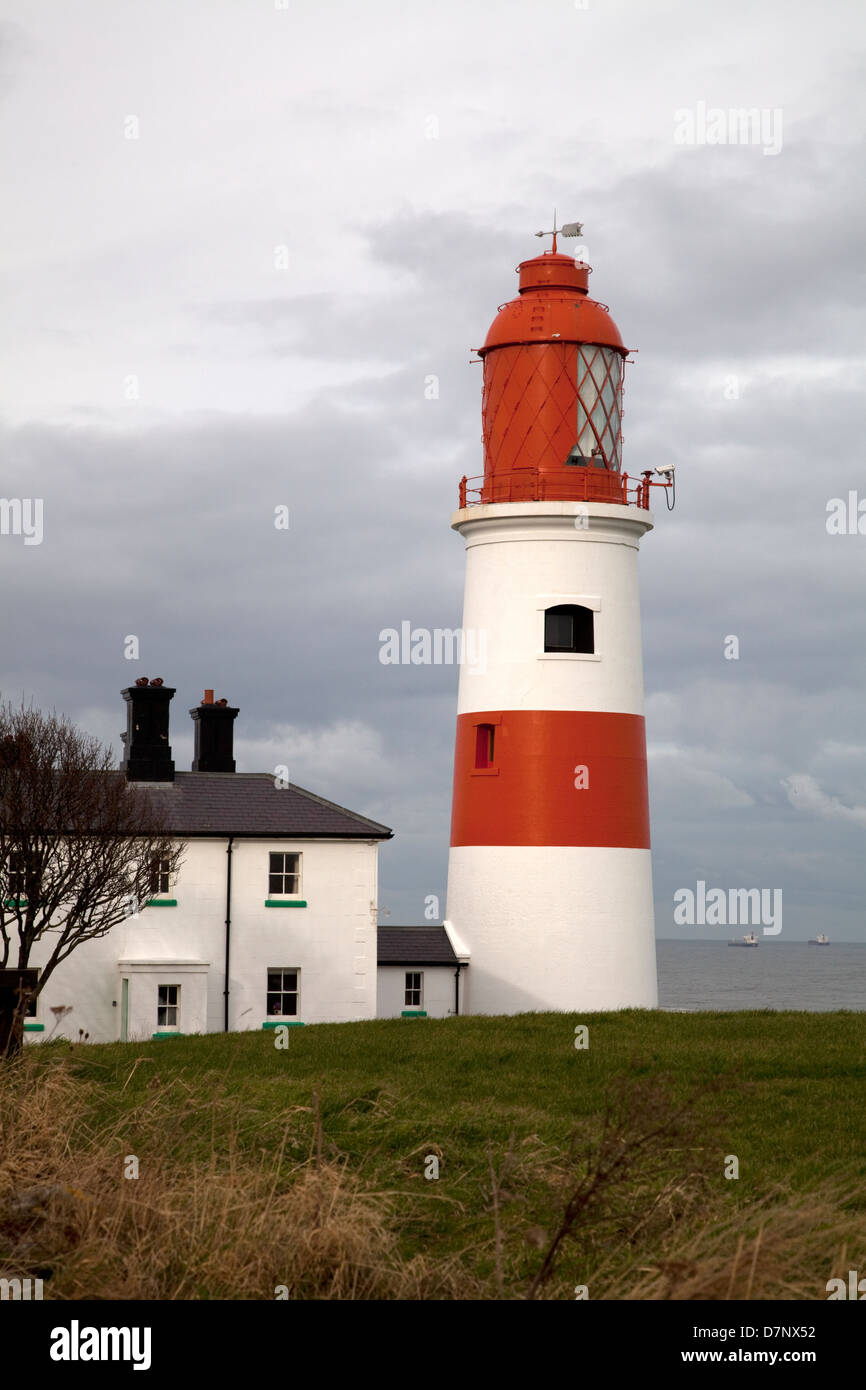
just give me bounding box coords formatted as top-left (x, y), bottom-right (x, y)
top-left (544, 604), bottom-right (594, 654)
top-left (471, 716), bottom-right (501, 776)
top-left (475, 723), bottom-right (495, 769)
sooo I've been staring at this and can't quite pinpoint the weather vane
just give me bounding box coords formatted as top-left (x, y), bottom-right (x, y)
top-left (534, 211), bottom-right (583, 253)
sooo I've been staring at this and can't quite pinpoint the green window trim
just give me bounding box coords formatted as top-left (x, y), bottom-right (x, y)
top-left (146, 898), bottom-right (178, 907)
top-left (264, 899), bottom-right (307, 908)
top-left (401, 1010), bottom-right (428, 1018)
top-left (24, 1022), bottom-right (45, 1032)
top-left (262, 1020), bottom-right (305, 1028)
top-left (3, 899), bottom-right (29, 908)
top-left (152, 1031), bottom-right (185, 1039)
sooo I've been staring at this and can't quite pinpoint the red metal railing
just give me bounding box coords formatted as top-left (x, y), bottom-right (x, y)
top-left (457, 468), bottom-right (669, 510)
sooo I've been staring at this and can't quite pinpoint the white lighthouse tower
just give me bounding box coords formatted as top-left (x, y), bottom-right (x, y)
top-left (445, 224), bottom-right (669, 1014)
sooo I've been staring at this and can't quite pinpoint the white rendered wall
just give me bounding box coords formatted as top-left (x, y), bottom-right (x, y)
top-left (376, 965), bottom-right (458, 1018)
top-left (453, 502), bottom-right (653, 717)
top-left (118, 960), bottom-right (210, 1042)
top-left (24, 836), bottom-right (380, 1043)
top-left (223, 838), bottom-right (379, 1029)
top-left (448, 846), bottom-right (657, 1013)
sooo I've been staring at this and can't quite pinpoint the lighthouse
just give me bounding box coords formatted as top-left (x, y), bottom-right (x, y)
top-left (445, 223), bottom-right (669, 1014)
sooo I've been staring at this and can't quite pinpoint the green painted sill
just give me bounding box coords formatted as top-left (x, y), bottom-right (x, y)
top-left (152, 1031), bottom-right (184, 1039)
top-left (265, 899), bottom-right (307, 908)
top-left (24, 1022), bottom-right (44, 1032)
top-left (401, 1010), bottom-right (428, 1018)
top-left (262, 1020), bottom-right (304, 1028)
top-left (3, 899), bottom-right (28, 908)
top-left (146, 898), bottom-right (177, 907)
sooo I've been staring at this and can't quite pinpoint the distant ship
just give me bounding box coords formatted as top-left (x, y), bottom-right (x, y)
top-left (728, 933), bottom-right (759, 947)
top-left (808, 933), bottom-right (830, 945)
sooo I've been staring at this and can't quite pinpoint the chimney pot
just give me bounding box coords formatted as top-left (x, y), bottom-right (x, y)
top-left (120, 684), bottom-right (176, 782)
top-left (190, 697), bottom-right (239, 773)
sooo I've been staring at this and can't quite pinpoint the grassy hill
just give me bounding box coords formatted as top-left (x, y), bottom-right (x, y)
top-left (3, 1010), bottom-right (866, 1299)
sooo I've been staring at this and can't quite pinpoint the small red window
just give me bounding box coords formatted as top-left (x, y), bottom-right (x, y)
top-left (475, 724), bottom-right (495, 769)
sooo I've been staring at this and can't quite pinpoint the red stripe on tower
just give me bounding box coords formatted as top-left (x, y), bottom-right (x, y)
top-left (450, 710), bottom-right (650, 849)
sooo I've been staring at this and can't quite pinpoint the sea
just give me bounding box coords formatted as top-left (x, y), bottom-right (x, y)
top-left (657, 940), bottom-right (866, 1012)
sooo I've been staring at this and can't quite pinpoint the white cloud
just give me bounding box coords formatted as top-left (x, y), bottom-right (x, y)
top-left (649, 748), bottom-right (754, 809)
top-left (820, 741), bottom-right (866, 760)
top-left (782, 774), bottom-right (866, 828)
top-left (236, 720), bottom-right (384, 789)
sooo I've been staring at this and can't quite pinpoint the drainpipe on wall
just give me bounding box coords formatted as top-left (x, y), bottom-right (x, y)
top-left (224, 835), bottom-right (234, 1032)
top-left (454, 962), bottom-right (462, 1016)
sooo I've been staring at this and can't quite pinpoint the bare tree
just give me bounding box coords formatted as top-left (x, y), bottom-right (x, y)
top-left (0, 700), bottom-right (184, 1056)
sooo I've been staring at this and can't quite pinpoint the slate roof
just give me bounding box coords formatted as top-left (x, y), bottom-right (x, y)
top-left (377, 926), bottom-right (458, 966)
top-left (139, 773), bottom-right (392, 839)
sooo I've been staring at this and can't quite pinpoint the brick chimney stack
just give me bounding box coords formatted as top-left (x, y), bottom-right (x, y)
top-left (190, 691), bottom-right (239, 773)
top-left (120, 678), bottom-right (175, 782)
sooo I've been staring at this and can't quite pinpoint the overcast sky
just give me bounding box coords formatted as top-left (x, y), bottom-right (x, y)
top-left (1, 0), bottom-right (865, 940)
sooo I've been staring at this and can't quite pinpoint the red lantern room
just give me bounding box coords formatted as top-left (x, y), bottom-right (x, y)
top-left (460, 228), bottom-right (641, 508)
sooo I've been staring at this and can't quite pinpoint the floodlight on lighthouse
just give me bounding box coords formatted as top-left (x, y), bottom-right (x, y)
top-left (654, 462), bottom-right (677, 509)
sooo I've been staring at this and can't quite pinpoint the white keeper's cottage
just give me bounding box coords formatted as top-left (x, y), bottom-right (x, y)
top-left (22, 681), bottom-right (465, 1044)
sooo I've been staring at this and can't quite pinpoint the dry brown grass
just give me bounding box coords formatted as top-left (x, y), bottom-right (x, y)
top-left (525, 1074), bottom-right (718, 1298)
top-left (604, 1184), bottom-right (866, 1301)
top-left (0, 1055), bottom-right (475, 1300)
top-left (2, 1051), bottom-right (863, 1301)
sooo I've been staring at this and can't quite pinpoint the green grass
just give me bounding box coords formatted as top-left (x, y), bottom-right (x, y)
top-left (65, 1011), bottom-right (866, 1176)
top-left (64, 1011), bottom-right (866, 1226)
top-left (13, 1009), bottom-right (866, 1298)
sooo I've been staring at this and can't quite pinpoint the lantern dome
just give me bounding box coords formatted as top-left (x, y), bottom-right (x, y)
top-left (480, 251), bottom-right (626, 355)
